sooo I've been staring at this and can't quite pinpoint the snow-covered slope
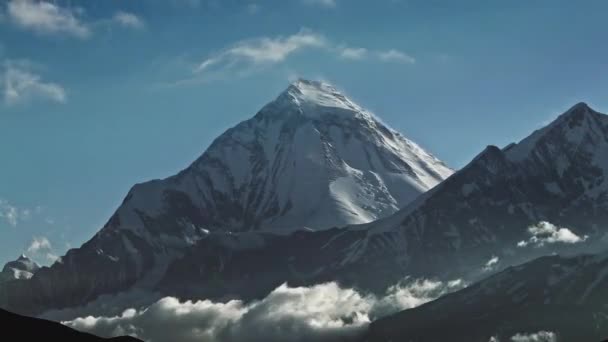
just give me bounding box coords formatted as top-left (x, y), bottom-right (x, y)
top-left (364, 252), bottom-right (608, 342)
top-left (0, 79), bottom-right (451, 316)
top-left (112, 79), bottom-right (452, 235)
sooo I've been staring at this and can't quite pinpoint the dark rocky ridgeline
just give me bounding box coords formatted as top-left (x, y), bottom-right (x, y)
top-left (1, 308), bottom-right (141, 341)
top-left (362, 252), bottom-right (608, 342)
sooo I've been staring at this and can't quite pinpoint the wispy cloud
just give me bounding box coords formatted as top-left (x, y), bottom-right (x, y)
top-left (517, 221), bottom-right (588, 248)
top-left (511, 331), bottom-right (556, 342)
top-left (482, 256), bottom-right (499, 272)
top-left (26, 236), bottom-right (59, 263)
top-left (2, 60), bottom-right (67, 105)
top-left (247, 3), bottom-right (261, 14)
top-left (171, 30), bottom-right (414, 86)
top-left (26, 236), bottom-right (51, 253)
top-left (0, 199), bottom-right (19, 227)
top-left (6, 0), bottom-right (90, 38)
top-left (378, 49), bottom-right (416, 64)
top-left (302, 0), bottom-right (337, 8)
top-left (338, 47), bottom-right (368, 60)
top-left (195, 30), bottom-right (327, 74)
top-left (65, 278), bottom-right (464, 342)
top-left (112, 11), bottom-right (145, 30)
top-left (5, 1), bottom-right (146, 38)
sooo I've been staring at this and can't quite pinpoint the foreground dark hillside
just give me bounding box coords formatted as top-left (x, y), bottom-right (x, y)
top-left (1, 308), bottom-right (140, 342)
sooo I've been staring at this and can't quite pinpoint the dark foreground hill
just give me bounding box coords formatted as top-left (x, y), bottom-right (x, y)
top-left (1, 308), bottom-right (141, 342)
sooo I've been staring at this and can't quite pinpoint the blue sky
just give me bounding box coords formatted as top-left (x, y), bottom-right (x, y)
top-left (1, 0), bottom-right (608, 265)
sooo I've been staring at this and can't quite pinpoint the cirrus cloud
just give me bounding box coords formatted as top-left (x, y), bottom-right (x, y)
top-left (194, 29), bottom-right (327, 73)
top-left (302, 0), bottom-right (337, 8)
top-left (112, 11), bottom-right (145, 30)
top-left (378, 49), bottom-right (416, 64)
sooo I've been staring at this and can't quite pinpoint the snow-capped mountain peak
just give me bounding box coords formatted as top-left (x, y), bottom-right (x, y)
top-left (110, 79), bottom-right (453, 235)
top-left (275, 79), bottom-right (367, 118)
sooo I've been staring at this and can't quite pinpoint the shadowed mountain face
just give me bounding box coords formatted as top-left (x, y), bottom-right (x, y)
top-left (157, 102), bottom-right (608, 302)
top-left (0, 80), bottom-right (452, 316)
top-left (0, 308), bottom-right (141, 342)
top-left (363, 252), bottom-right (608, 342)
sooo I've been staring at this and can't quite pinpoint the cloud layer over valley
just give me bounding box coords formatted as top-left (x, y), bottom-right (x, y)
top-left (65, 278), bottom-right (464, 342)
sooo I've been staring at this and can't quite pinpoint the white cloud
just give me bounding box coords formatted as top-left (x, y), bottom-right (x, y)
top-left (65, 278), bottom-right (464, 342)
top-left (182, 30), bottom-right (415, 85)
top-left (377, 49), bottom-right (416, 64)
top-left (0, 199), bottom-right (19, 227)
top-left (27, 236), bottom-right (52, 253)
top-left (26, 236), bottom-right (59, 264)
top-left (483, 256), bottom-right (500, 272)
top-left (112, 11), bottom-right (145, 30)
top-left (517, 221), bottom-right (588, 248)
top-left (247, 3), bottom-right (260, 14)
top-left (302, 0), bottom-right (337, 8)
top-left (511, 331), bottom-right (556, 342)
top-left (2, 61), bottom-right (67, 105)
top-left (7, 0), bottom-right (90, 38)
top-left (195, 30), bottom-right (327, 73)
top-left (339, 47), bottom-right (368, 60)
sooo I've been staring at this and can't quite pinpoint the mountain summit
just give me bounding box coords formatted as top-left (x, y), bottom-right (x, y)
top-left (0, 80), bottom-right (452, 315)
top-left (110, 79), bottom-right (453, 235)
top-left (272, 79), bottom-right (369, 119)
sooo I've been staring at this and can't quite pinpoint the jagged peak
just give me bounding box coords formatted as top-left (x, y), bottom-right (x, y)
top-left (505, 102), bottom-right (607, 161)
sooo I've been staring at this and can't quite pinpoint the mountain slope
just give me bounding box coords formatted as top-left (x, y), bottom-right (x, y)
top-left (111, 79), bottom-right (451, 235)
top-left (1, 308), bottom-right (141, 341)
top-left (364, 252), bottom-right (608, 342)
top-left (157, 102), bottom-right (608, 302)
top-left (0, 79), bottom-right (451, 316)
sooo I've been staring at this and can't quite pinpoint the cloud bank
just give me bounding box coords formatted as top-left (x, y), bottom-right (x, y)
top-left (517, 221), bottom-right (588, 248)
top-left (65, 278), bottom-right (464, 342)
top-left (510, 331), bottom-right (556, 342)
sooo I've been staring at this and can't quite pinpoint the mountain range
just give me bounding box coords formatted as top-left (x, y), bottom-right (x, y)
top-left (0, 79), bottom-right (453, 316)
top-left (2, 80), bottom-right (608, 341)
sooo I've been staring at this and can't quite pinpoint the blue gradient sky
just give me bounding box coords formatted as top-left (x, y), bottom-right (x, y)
top-left (1, 0), bottom-right (608, 265)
